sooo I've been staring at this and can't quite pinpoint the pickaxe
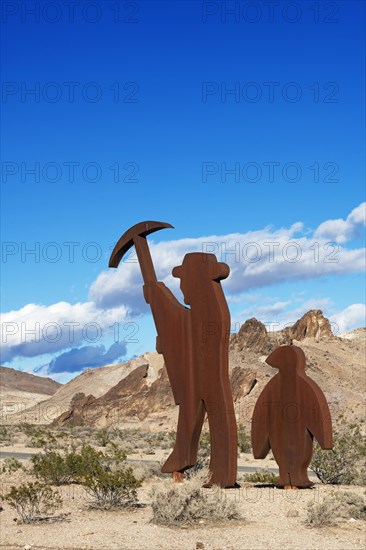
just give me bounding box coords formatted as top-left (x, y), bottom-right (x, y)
top-left (109, 220), bottom-right (173, 280)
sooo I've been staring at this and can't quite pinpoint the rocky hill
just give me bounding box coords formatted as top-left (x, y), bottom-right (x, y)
top-left (0, 366), bottom-right (61, 395)
top-left (3, 310), bottom-right (365, 430)
top-left (2, 352), bottom-right (164, 425)
top-left (0, 366), bottom-right (61, 421)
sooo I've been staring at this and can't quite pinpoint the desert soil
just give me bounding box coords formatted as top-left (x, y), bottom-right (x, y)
top-left (0, 453), bottom-right (365, 550)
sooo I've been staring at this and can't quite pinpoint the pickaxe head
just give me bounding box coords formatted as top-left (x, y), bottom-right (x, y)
top-left (109, 220), bottom-right (173, 268)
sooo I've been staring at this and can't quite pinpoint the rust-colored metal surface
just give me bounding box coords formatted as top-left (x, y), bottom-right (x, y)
top-left (109, 221), bottom-right (238, 488)
top-left (251, 345), bottom-right (333, 488)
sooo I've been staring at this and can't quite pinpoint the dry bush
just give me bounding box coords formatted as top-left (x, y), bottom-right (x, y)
top-left (17, 423), bottom-right (60, 449)
top-left (83, 467), bottom-right (141, 509)
top-left (95, 428), bottom-right (113, 447)
top-left (150, 469), bottom-right (241, 527)
top-left (0, 425), bottom-right (12, 445)
top-left (237, 423), bottom-right (252, 453)
top-left (1, 482), bottom-right (62, 523)
top-left (131, 460), bottom-right (167, 481)
top-left (1, 457), bottom-right (24, 475)
top-left (305, 491), bottom-right (365, 528)
top-left (107, 427), bottom-right (176, 454)
top-left (241, 470), bottom-right (277, 484)
top-left (31, 448), bottom-right (87, 485)
top-left (184, 432), bottom-right (211, 480)
top-left (311, 423), bottom-right (366, 485)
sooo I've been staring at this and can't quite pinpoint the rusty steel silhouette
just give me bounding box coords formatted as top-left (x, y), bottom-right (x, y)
top-left (251, 345), bottom-right (333, 488)
top-left (109, 221), bottom-right (238, 488)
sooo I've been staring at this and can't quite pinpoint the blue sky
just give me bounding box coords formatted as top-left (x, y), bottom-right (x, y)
top-left (1, 0), bottom-right (365, 382)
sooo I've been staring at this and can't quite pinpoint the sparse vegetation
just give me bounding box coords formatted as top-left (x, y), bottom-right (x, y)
top-left (185, 431), bottom-right (211, 479)
top-left (0, 425), bottom-right (12, 445)
top-left (311, 423), bottom-right (366, 485)
top-left (241, 470), bottom-right (277, 484)
top-left (131, 460), bottom-right (167, 481)
top-left (150, 469), bottom-right (241, 527)
top-left (82, 466), bottom-right (141, 509)
top-left (1, 481), bottom-right (62, 523)
top-left (31, 443), bottom-right (141, 508)
top-left (237, 423), bottom-right (252, 453)
top-left (32, 448), bottom-right (82, 485)
top-left (95, 428), bottom-right (112, 447)
top-left (13, 423), bottom-right (177, 455)
top-left (1, 457), bottom-right (24, 474)
top-left (79, 444), bottom-right (142, 509)
top-left (305, 491), bottom-right (365, 528)
top-left (18, 423), bottom-right (58, 448)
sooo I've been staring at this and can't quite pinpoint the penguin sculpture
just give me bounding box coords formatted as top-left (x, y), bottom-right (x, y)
top-left (251, 345), bottom-right (333, 488)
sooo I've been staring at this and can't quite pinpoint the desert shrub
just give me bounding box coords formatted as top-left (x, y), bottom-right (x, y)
top-left (1, 457), bottom-right (24, 474)
top-left (31, 431), bottom-right (58, 448)
top-left (311, 424), bottom-right (366, 485)
top-left (132, 460), bottom-right (167, 481)
top-left (79, 444), bottom-right (142, 509)
top-left (150, 469), bottom-right (241, 527)
top-left (241, 470), bottom-right (277, 484)
top-left (1, 481), bottom-right (62, 523)
top-left (237, 423), bottom-right (251, 453)
top-left (82, 467), bottom-right (141, 509)
top-left (138, 431), bottom-right (174, 454)
top-left (161, 430), bottom-right (176, 450)
top-left (68, 425), bottom-right (94, 445)
top-left (0, 425), bottom-right (12, 445)
top-left (184, 431), bottom-right (211, 479)
top-left (305, 491), bottom-right (366, 528)
top-left (95, 428), bottom-right (112, 447)
top-left (32, 450), bottom-right (74, 485)
top-left (31, 445), bottom-right (101, 485)
top-left (18, 423), bottom-right (57, 448)
top-left (199, 430), bottom-right (211, 451)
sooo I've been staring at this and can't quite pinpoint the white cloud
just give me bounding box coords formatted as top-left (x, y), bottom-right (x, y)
top-left (1, 301), bottom-right (129, 363)
top-left (314, 202), bottom-right (366, 243)
top-left (330, 303), bottom-right (366, 334)
top-left (90, 208), bottom-right (365, 310)
top-left (2, 203), bottom-right (365, 364)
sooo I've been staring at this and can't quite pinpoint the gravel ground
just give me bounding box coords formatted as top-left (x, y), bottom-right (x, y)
top-left (0, 476), bottom-right (365, 550)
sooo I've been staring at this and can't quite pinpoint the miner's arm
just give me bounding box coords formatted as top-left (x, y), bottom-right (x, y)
top-left (143, 281), bottom-right (191, 405)
top-left (143, 281), bottom-right (189, 349)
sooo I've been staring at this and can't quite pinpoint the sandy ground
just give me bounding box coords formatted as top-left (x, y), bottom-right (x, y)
top-left (0, 451), bottom-right (365, 550)
top-left (0, 481), bottom-right (365, 550)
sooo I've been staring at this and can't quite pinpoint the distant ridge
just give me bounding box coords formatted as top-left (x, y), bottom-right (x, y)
top-left (0, 366), bottom-right (61, 395)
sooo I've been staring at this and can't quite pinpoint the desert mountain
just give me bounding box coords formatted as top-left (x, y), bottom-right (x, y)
top-left (0, 366), bottom-right (61, 394)
top-left (0, 366), bottom-right (61, 421)
top-left (3, 353), bottom-right (164, 425)
top-left (4, 311), bottom-right (365, 430)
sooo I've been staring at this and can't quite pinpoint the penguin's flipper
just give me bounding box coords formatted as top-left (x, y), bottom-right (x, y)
top-left (299, 375), bottom-right (333, 449)
top-left (251, 380), bottom-right (274, 458)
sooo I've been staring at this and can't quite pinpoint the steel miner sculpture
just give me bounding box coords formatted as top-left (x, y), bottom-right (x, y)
top-left (251, 345), bottom-right (333, 488)
top-left (109, 221), bottom-right (238, 488)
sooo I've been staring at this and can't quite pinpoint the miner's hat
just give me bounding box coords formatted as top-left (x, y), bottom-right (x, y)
top-left (172, 252), bottom-right (230, 281)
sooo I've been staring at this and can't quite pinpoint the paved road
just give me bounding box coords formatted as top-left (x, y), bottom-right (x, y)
top-left (1, 451), bottom-right (36, 461)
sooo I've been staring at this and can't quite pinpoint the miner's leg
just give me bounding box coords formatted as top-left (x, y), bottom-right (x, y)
top-left (204, 393), bottom-right (238, 488)
top-left (161, 399), bottom-right (205, 473)
top-left (187, 399), bottom-right (206, 463)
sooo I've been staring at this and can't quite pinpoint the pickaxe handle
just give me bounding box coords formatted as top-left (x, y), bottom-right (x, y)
top-left (134, 235), bottom-right (157, 284)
